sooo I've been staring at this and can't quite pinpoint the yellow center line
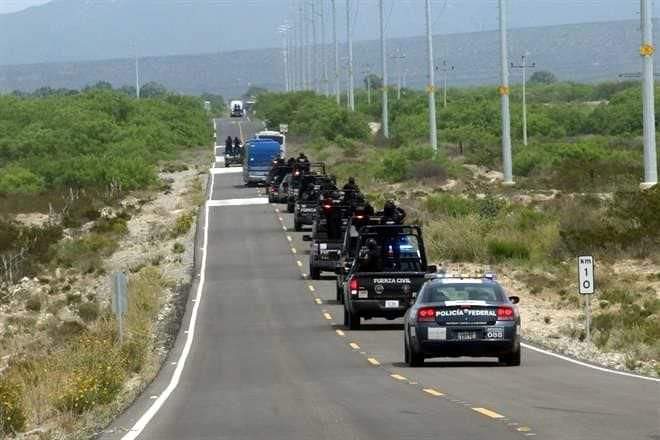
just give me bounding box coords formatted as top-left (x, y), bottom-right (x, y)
top-left (517, 427), bottom-right (532, 433)
top-left (472, 407), bottom-right (505, 419)
top-left (308, 285), bottom-right (315, 292)
top-left (422, 388), bottom-right (445, 397)
top-left (275, 208), bottom-right (280, 213)
top-left (390, 374), bottom-right (407, 381)
top-left (367, 358), bottom-right (380, 366)
top-left (287, 236), bottom-right (293, 242)
top-left (314, 298), bottom-right (322, 305)
top-left (323, 312), bottom-right (332, 320)
top-left (282, 226), bottom-right (288, 231)
top-left (349, 342), bottom-right (360, 350)
top-left (296, 260), bottom-right (303, 267)
top-left (278, 217), bottom-right (284, 222)
top-left (291, 248), bottom-right (297, 254)
top-left (335, 329), bottom-right (345, 337)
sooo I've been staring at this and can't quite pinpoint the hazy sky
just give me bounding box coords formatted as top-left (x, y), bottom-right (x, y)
top-left (0, 0), bottom-right (657, 42)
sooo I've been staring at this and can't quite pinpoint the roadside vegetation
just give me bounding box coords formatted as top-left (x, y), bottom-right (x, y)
top-left (257, 79), bottom-right (660, 376)
top-left (0, 85), bottom-right (211, 437)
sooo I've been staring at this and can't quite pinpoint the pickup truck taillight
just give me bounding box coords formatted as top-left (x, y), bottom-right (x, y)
top-left (496, 306), bottom-right (515, 321)
top-left (349, 277), bottom-right (359, 296)
top-left (417, 307), bottom-right (436, 322)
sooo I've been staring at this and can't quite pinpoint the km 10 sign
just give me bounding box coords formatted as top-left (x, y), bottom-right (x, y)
top-left (578, 256), bottom-right (595, 295)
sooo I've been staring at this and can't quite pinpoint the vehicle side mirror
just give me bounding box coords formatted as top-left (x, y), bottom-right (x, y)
top-left (302, 235), bottom-right (312, 242)
top-left (509, 296), bottom-right (520, 304)
top-left (426, 265), bottom-right (438, 273)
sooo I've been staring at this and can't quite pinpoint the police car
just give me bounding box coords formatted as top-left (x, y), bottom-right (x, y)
top-left (403, 273), bottom-right (521, 367)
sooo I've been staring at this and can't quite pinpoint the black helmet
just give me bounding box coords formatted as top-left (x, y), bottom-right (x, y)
top-left (366, 238), bottom-right (378, 250)
top-left (348, 177), bottom-right (356, 185)
top-left (384, 200), bottom-right (396, 210)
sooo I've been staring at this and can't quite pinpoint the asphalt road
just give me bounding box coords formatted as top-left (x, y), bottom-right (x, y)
top-left (101, 117), bottom-right (659, 440)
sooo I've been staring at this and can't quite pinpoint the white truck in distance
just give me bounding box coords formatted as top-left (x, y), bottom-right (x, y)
top-left (255, 130), bottom-right (286, 156)
top-left (230, 100), bottom-right (244, 118)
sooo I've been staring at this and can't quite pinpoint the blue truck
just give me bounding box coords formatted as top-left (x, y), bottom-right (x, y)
top-left (243, 139), bottom-right (281, 185)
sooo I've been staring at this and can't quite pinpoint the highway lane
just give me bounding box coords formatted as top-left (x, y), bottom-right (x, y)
top-left (102, 118), bottom-right (522, 440)
top-left (281, 215), bottom-right (660, 440)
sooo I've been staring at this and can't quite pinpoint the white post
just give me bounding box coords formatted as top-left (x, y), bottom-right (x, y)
top-left (379, 0), bottom-right (389, 138)
top-left (134, 45), bottom-right (140, 99)
top-left (321, 0), bottom-right (329, 96)
top-left (332, 0), bottom-right (340, 104)
top-left (425, 0), bottom-right (438, 153)
top-left (499, 0), bottom-right (514, 185)
top-left (522, 56), bottom-right (528, 146)
top-left (641, 0), bottom-right (658, 188)
top-left (311, 1), bottom-right (318, 92)
top-left (346, 0), bottom-right (355, 111)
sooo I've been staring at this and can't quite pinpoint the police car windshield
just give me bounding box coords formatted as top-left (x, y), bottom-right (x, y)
top-left (422, 283), bottom-right (507, 303)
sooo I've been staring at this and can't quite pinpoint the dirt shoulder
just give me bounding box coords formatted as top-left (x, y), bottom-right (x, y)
top-left (0, 147), bottom-right (211, 438)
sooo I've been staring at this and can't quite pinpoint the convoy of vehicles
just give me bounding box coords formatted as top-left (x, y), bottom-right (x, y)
top-left (240, 148), bottom-right (523, 367)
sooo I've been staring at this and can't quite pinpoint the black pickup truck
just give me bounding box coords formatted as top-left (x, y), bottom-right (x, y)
top-left (286, 162), bottom-right (326, 213)
top-left (303, 192), bottom-right (356, 279)
top-left (293, 175), bottom-right (336, 231)
top-left (338, 224), bottom-right (436, 330)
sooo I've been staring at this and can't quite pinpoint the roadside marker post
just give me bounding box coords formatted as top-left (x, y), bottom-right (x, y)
top-left (578, 256), bottom-right (595, 342)
top-left (112, 271), bottom-right (129, 344)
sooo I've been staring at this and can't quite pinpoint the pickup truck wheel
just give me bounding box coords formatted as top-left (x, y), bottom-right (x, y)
top-left (287, 202), bottom-right (294, 213)
top-left (294, 219), bottom-right (303, 231)
top-left (224, 162), bottom-right (229, 168)
top-left (346, 307), bottom-right (360, 330)
top-left (335, 283), bottom-right (344, 304)
top-left (310, 266), bottom-right (321, 280)
top-left (499, 346), bottom-right (521, 366)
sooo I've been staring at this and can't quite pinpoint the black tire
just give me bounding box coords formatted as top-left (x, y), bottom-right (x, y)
top-left (287, 202), bottom-right (294, 213)
top-left (336, 283), bottom-right (344, 304)
top-left (499, 347), bottom-right (521, 366)
top-left (345, 306), bottom-right (360, 330)
top-left (406, 337), bottom-right (424, 367)
top-left (225, 162), bottom-right (229, 168)
top-left (294, 218), bottom-right (303, 231)
top-left (310, 266), bottom-right (321, 280)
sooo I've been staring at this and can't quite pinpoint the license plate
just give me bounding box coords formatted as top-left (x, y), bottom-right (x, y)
top-left (385, 300), bottom-right (399, 308)
top-left (486, 328), bottom-right (504, 339)
top-left (428, 327), bottom-right (446, 341)
top-left (456, 331), bottom-right (477, 341)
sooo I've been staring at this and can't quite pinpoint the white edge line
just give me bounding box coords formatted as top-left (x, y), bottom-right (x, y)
top-left (521, 342), bottom-right (660, 383)
top-left (120, 172), bottom-right (214, 439)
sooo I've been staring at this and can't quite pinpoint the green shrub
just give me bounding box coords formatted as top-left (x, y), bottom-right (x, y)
top-left (78, 302), bottom-right (99, 323)
top-left (487, 239), bottom-right (531, 261)
top-left (426, 215), bottom-right (487, 262)
top-left (171, 211), bottom-right (195, 237)
top-left (25, 294), bottom-right (42, 312)
top-left (0, 377), bottom-right (26, 434)
top-left (0, 165), bottom-right (44, 194)
top-left (172, 242), bottom-right (185, 254)
top-left (56, 336), bottom-right (126, 414)
top-left (425, 195), bottom-right (477, 217)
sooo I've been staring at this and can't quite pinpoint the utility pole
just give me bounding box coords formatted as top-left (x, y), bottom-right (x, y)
top-left (279, 25), bottom-right (291, 92)
top-left (332, 0), bottom-right (340, 104)
top-left (299, 4), bottom-right (307, 90)
top-left (346, 0), bottom-right (355, 111)
top-left (320, 0), bottom-right (329, 96)
top-left (641, 0), bottom-right (658, 188)
top-left (311, 1), bottom-right (319, 92)
top-left (362, 66), bottom-right (372, 104)
top-left (379, 0), bottom-right (389, 138)
top-left (134, 44), bottom-right (140, 99)
top-left (425, 0), bottom-right (438, 153)
top-left (391, 49), bottom-right (406, 101)
top-left (436, 60), bottom-right (454, 108)
top-left (511, 54), bottom-right (535, 146)
top-left (499, 0), bottom-right (514, 185)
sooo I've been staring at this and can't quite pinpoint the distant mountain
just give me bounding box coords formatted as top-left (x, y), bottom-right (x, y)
top-left (0, 0), bottom-right (290, 65)
top-left (0, 20), bottom-right (652, 98)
